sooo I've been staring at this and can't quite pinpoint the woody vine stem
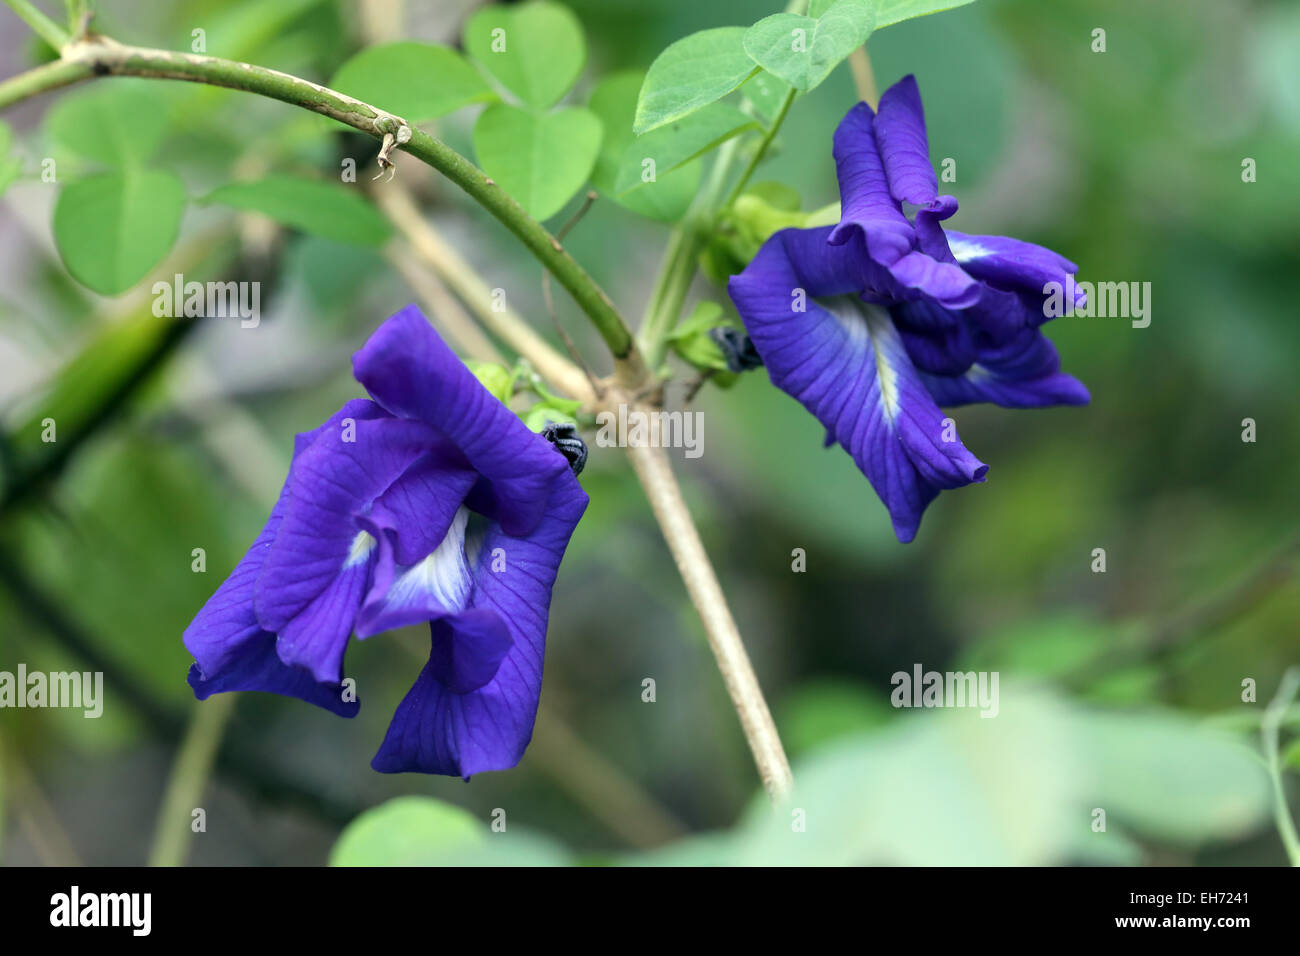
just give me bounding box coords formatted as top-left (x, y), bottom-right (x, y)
top-left (0, 2), bottom-right (795, 801)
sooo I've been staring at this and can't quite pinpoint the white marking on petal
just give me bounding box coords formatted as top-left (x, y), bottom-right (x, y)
top-left (344, 530), bottom-right (376, 568)
top-left (822, 296), bottom-right (902, 425)
top-left (947, 237), bottom-right (992, 264)
top-left (386, 507), bottom-right (473, 613)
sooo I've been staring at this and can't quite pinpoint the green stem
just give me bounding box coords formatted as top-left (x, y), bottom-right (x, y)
top-left (0, 35), bottom-right (644, 377)
top-left (0, 57), bottom-right (86, 106)
top-left (2, 0), bottom-right (70, 50)
top-left (638, 137), bottom-right (744, 370)
top-left (721, 86), bottom-right (796, 212)
top-left (148, 695), bottom-right (236, 867)
top-left (639, 225), bottom-right (699, 371)
top-left (1262, 667), bottom-right (1300, 866)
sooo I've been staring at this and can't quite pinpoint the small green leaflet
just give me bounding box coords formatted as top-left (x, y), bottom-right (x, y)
top-left (588, 71), bottom-right (701, 223)
top-left (202, 176), bottom-right (391, 246)
top-left (614, 103), bottom-right (757, 196)
top-left (634, 27), bottom-right (758, 135)
top-left (743, 0), bottom-right (876, 93)
top-left (329, 42), bottom-right (494, 121)
top-left (472, 104), bottom-right (602, 222)
top-left (45, 82), bottom-right (172, 167)
top-left (330, 797), bottom-right (483, 866)
top-left (463, 1), bottom-right (586, 110)
top-left (741, 70), bottom-right (793, 124)
top-left (53, 169), bottom-right (187, 295)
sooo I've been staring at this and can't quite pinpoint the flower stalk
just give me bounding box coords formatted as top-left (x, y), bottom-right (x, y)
top-left (622, 423), bottom-right (793, 802)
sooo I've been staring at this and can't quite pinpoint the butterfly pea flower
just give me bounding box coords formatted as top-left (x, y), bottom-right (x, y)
top-left (182, 306), bottom-right (588, 777)
top-left (728, 75), bottom-right (1088, 543)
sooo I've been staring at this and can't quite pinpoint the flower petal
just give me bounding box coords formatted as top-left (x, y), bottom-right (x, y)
top-left (352, 306), bottom-right (570, 536)
top-left (729, 229), bottom-right (987, 542)
top-left (188, 638), bottom-right (358, 717)
top-left (828, 102), bottom-right (977, 310)
top-left (253, 405), bottom-right (436, 637)
top-left (371, 472), bottom-right (588, 776)
top-left (273, 555), bottom-right (374, 684)
top-left (182, 476), bottom-right (358, 715)
top-left (366, 442), bottom-right (480, 568)
top-left (874, 75), bottom-right (938, 207)
top-left (945, 230), bottom-right (1081, 306)
top-left (183, 495), bottom-right (286, 681)
top-left (354, 506), bottom-right (477, 637)
top-left (429, 608), bottom-right (514, 695)
top-left (918, 328), bottom-right (1091, 408)
top-left (828, 102), bottom-right (914, 262)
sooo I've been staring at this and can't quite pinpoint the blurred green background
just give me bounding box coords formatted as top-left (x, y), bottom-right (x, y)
top-left (0, 0), bottom-right (1296, 865)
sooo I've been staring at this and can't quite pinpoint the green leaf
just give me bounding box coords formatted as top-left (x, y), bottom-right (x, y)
top-left (664, 302), bottom-right (741, 387)
top-left (743, 0), bottom-right (876, 93)
top-left (634, 27), bottom-right (758, 135)
top-left (666, 300), bottom-right (735, 374)
top-left (202, 175), bottom-right (391, 246)
top-left (472, 103), bottom-right (601, 221)
top-left (614, 103), bottom-right (757, 195)
top-left (330, 796), bottom-right (570, 866)
top-left (463, 1), bottom-right (586, 110)
top-left (329, 42), bottom-right (494, 122)
top-left (874, 0), bottom-right (978, 30)
top-left (330, 797), bottom-right (482, 866)
top-left (45, 82), bottom-right (171, 167)
top-left (589, 71), bottom-right (700, 222)
top-left (1078, 710), bottom-right (1272, 844)
top-left (53, 169), bottom-right (187, 295)
top-left (741, 70), bottom-right (792, 124)
top-left (524, 396), bottom-right (582, 432)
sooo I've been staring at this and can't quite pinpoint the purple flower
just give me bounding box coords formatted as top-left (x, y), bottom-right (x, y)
top-left (728, 75), bottom-right (1088, 543)
top-left (182, 306), bottom-right (588, 777)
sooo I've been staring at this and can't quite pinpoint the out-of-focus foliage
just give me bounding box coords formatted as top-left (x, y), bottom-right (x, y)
top-left (0, 0), bottom-right (1296, 866)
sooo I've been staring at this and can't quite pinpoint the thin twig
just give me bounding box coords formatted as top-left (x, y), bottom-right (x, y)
top-left (848, 47), bottom-right (878, 107)
top-left (683, 369), bottom-right (717, 406)
top-left (542, 191), bottom-right (602, 397)
top-left (386, 243), bottom-right (506, 365)
top-left (373, 184), bottom-right (595, 403)
top-left (622, 422), bottom-right (793, 802)
top-left (1262, 667), bottom-right (1300, 866)
top-left (147, 694), bottom-right (236, 867)
top-left (0, 737), bottom-right (83, 865)
top-left (529, 704), bottom-right (688, 848)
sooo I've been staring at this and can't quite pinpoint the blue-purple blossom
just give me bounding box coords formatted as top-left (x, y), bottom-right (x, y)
top-left (728, 75), bottom-right (1089, 543)
top-left (182, 306), bottom-right (588, 777)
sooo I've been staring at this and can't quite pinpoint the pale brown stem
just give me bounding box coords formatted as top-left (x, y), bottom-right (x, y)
top-left (622, 430), bottom-right (793, 802)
